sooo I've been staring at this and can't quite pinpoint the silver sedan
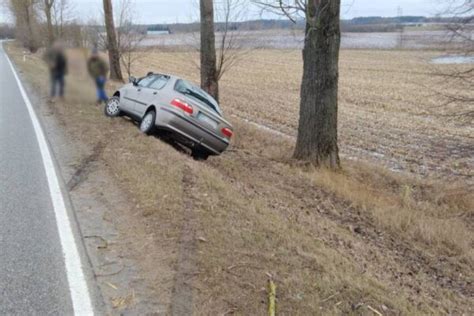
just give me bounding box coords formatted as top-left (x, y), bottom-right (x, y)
top-left (105, 73), bottom-right (233, 160)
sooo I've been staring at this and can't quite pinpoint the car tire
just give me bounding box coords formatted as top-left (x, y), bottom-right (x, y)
top-left (192, 148), bottom-right (210, 161)
top-left (140, 110), bottom-right (156, 135)
top-left (104, 96), bottom-right (122, 117)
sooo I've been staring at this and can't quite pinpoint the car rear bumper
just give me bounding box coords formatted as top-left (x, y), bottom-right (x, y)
top-left (156, 106), bottom-right (230, 155)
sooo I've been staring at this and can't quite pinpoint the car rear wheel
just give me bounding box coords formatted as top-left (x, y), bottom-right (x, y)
top-left (192, 148), bottom-right (210, 161)
top-left (140, 110), bottom-right (156, 135)
top-left (104, 96), bottom-right (121, 117)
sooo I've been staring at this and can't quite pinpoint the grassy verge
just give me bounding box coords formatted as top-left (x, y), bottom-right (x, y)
top-left (6, 42), bottom-right (472, 315)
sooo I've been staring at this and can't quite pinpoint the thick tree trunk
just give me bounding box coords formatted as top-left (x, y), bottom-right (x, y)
top-left (24, 3), bottom-right (38, 53)
top-left (44, 0), bottom-right (54, 46)
top-left (200, 0), bottom-right (219, 102)
top-left (103, 0), bottom-right (123, 81)
top-left (293, 0), bottom-right (341, 169)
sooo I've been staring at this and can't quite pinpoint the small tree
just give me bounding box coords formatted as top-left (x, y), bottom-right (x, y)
top-left (115, 0), bottom-right (147, 78)
top-left (197, 0), bottom-right (249, 102)
top-left (102, 0), bottom-right (123, 81)
top-left (255, 0), bottom-right (342, 168)
top-left (215, 0), bottom-right (251, 82)
top-left (52, 0), bottom-right (72, 38)
top-left (8, 0), bottom-right (40, 52)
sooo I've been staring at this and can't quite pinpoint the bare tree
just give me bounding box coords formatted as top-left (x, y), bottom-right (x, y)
top-left (118, 27), bottom-right (147, 78)
top-left (435, 0), bottom-right (473, 119)
top-left (8, 0), bottom-right (40, 52)
top-left (70, 21), bottom-right (101, 58)
top-left (25, 0), bottom-right (70, 47)
top-left (115, 0), bottom-right (147, 78)
top-left (200, 0), bottom-right (219, 101)
top-left (52, 0), bottom-right (72, 38)
top-left (198, 0), bottom-right (249, 102)
top-left (42, 0), bottom-right (54, 46)
top-left (103, 0), bottom-right (123, 81)
top-left (254, 0), bottom-right (341, 169)
top-left (215, 0), bottom-right (251, 81)
top-left (189, 0), bottom-right (250, 94)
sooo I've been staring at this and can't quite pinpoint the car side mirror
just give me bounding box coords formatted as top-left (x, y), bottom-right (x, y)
top-left (129, 76), bottom-right (137, 86)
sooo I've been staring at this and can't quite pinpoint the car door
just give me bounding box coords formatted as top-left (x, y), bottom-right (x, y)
top-left (120, 84), bottom-right (138, 113)
top-left (125, 75), bottom-right (156, 116)
top-left (135, 75), bottom-right (170, 117)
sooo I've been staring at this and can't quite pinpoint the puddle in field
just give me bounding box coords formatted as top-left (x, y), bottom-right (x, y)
top-left (230, 114), bottom-right (294, 139)
top-left (431, 55), bottom-right (474, 64)
top-left (141, 30), bottom-right (458, 50)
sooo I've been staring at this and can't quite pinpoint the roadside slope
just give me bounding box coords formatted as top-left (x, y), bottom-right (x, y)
top-left (6, 42), bottom-right (473, 315)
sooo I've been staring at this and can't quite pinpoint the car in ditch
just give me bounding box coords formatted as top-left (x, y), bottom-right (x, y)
top-left (105, 72), bottom-right (233, 160)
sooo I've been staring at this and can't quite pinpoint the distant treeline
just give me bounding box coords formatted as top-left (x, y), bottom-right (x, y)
top-left (350, 16), bottom-right (424, 25)
top-left (144, 16), bottom-right (462, 34)
top-left (143, 20), bottom-right (303, 34)
top-left (349, 16), bottom-right (465, 25)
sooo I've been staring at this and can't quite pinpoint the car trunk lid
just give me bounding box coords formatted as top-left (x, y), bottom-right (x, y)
top-left (184, 96), bottom-right (233, 139)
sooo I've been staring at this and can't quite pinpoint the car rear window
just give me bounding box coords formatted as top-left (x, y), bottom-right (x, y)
top-left (174, 80), bottom-right (222, 115)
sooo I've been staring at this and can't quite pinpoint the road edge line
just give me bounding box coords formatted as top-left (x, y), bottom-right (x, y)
top-left (3, 46), bottom-right (95, 315)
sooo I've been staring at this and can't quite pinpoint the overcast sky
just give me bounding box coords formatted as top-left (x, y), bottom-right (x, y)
top-left (1, 0), bottom-right (443, 24)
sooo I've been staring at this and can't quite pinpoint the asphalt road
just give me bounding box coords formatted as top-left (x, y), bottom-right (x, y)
top-left (0, 43), bottom-right (92, 315)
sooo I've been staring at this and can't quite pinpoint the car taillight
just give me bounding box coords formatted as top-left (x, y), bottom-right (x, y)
top-left (171, 99), bottom-right (193, 114)
top-left (221, 127), bottom-right (233, 138)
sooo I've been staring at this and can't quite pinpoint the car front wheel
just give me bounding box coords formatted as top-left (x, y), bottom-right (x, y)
top-left (104, 96), bottom-right (122, 117)
top-left (140, 110), bottom-right (156, 135)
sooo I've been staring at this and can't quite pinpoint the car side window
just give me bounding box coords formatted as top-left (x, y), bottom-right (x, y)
top-left (137, 75), bottom-right (156, 88)
top-left (149, 76), bottom-right (169, 90)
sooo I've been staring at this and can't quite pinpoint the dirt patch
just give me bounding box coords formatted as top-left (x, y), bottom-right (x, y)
top-left (67, 142), bottom-right (105, 191)
top-left (170, 165), bottom-right (199, 315)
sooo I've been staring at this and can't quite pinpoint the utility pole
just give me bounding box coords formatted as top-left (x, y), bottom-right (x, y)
top-left (397, 6), bottom-right (404, 49)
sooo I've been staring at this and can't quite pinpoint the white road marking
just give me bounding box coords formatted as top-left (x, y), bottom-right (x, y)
top-left (3, 46), bottom-right (94, 315)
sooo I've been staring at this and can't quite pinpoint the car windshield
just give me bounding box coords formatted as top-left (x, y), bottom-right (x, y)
top-left (174, 80), bottom-right (222, 116)
top-left (137, 75), bottom-right (156, 87)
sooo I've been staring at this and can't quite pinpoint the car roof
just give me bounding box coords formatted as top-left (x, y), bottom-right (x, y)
top-left (151, 73), bottom-right (205, 90)
top-left (148, 73), bottom-right (212, 98)
top-left (149, 72), bottom-right (180, 82)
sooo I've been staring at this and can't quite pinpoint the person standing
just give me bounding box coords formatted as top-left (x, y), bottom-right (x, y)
top-left (43, 41), bottom-right (67, 101)
top-left (87, 48), bottom-right (110, 106)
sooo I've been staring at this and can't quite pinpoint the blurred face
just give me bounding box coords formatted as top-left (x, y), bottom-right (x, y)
top-left (53, 41), bottom-right (63, 51)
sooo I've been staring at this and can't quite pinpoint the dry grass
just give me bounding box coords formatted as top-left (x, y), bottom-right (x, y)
top-left (306, 164), bottom-right (473, 259)
top-left (6, 42), bottom-right (473, 315)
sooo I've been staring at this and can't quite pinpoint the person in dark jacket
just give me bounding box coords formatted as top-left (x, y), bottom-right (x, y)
top-left (87, 48), bottom-right (109, 106)
top-left (43, 41), bottom-right (67, 100)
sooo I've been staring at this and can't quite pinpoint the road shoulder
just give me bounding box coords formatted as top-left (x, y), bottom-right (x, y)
top-left (4, 42), bottom-right (167, 314)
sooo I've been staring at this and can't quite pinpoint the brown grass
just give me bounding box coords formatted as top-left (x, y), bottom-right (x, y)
top-left (307, 164), bottom-right (472, 257)
top-left (6, 42), bottom-right (473, 315)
